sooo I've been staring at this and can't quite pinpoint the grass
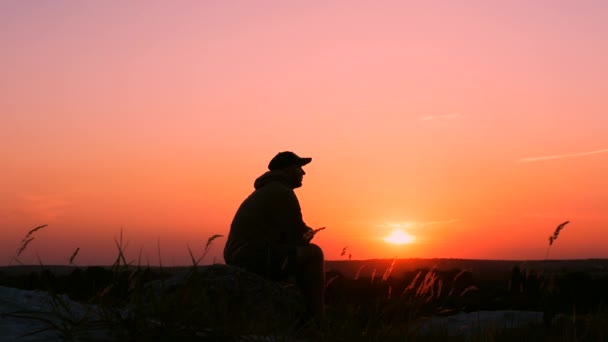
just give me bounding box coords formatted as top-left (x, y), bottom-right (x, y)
top-left (546, 221), bottom-right (570, 260)
top-left (3, 224), bottom-right (608, 341)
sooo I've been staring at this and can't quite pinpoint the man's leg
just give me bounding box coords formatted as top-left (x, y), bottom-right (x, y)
top-left (295, 244), bottom-right (325, 319)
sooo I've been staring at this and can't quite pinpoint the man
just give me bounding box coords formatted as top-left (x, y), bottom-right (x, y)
top-left (224, 151), bottom-right (325, 319)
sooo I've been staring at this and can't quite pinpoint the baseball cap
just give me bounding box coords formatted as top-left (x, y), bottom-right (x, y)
top-left (268, 151), bottom-right (312, 170)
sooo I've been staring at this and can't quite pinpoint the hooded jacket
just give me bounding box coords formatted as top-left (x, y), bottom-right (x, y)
top-left (224, 170), bottom-right (310, 264)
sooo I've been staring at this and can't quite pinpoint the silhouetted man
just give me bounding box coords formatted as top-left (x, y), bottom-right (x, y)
top-left (224, 151), bottom-right (325, 320)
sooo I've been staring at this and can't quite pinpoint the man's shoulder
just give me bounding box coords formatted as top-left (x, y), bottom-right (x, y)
top-left (257, 180), bottom-right (293, 192)
top-left (255, 181), bottom-right (296, 199)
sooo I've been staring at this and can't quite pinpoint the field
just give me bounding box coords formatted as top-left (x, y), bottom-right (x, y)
top-left (2, 258), bottom-right (608, 341)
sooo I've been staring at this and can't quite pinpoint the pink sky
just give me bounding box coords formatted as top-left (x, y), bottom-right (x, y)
top-left (1, 1), bottom-right (607, 265)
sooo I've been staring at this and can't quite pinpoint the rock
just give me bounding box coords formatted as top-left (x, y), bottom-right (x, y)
top-left (142, 264), bottom-right (306, 335)
top-left (0, 285), bottom-right (111, 341)
top-left (413, 310), bottom-right (547, 339)
top-left (0, 265), bottom-right (306, 340)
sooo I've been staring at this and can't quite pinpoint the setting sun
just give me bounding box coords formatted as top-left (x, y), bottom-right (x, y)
top-left (384, 230), bottom-right (415, 245)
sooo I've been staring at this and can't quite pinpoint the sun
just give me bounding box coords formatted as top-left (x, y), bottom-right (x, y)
top-left (384, 229), bottom-right (415, 245)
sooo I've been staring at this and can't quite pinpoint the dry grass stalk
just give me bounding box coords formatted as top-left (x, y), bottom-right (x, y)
top-left (312, 226), bottom-right (326, 234)
top-left (68, 247), bottom-right (80, 265)
top-left (303, 227), bottom-right (325, 241)
top-left (205, 234), bottom-right (224, 251)
top-left (354, 264), bottom-right (367, 280)
top-left (460, 285), bottom-right (478, 296)
top-left (23, 224), bottom-right (48, 241)
top-left (549, 220), bottom-right (570, 246)
top-left (187, 245), bottom-right (198, 265)
top-left (382, 257), bottom-right (397, 282)
top-left (16, 224), bottom-right (48, 257)
top-left (416, 271), bottom-right (438, 300)
top-left (546, 220), bottom-right (570, 259)
top-left (112, 227), bottom-right (130, 270)
top-left (17, 237), bottom-right (35, 257)
top-left (436, 279), bottom-right (443, 299)
top-left (449, 269), bottom-right (471, 296)
top-left (189, 234), bottom-right (224, 266)
top-left (325, 274), bottom-right (340, 288)
top-left (401, 271), bottom-right (422, 296)
top-left (201, 234), bottom-right (223, 263)
top-left (157, 237), bottom-right (163, 269)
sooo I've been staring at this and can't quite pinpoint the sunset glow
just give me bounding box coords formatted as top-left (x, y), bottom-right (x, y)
top-left (384, 230), bottom-right (416, 245)
top-left (1, 1), bottom-right (607, 265)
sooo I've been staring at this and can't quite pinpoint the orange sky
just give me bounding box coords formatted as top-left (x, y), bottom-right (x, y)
top-left (2, 1), bottom-right (607, 265)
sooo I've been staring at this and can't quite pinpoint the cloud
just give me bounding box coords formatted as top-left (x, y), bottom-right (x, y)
top-left (418, 219), bottom-right (460, 227)
top-left (376, 219), bottom-right (459, 230)
top-left (519, 149), bottom-right (608, 163)
top-left (376, 222), bottom-right (414, 229)
top-left (419, 113), bottom-right (463, 121)
top-left (19, 194), bottom-right (71, 221)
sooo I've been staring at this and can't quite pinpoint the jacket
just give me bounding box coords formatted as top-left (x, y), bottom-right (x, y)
top-left (224, 170), bottom-right (310, 264)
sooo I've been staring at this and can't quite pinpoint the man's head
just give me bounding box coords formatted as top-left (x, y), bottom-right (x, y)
top-left (268, 151), bottom-right (312, 188)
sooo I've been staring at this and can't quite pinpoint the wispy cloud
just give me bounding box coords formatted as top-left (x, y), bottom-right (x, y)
top-left (525, 212), bottom-right (559, 219)
top-left (376, 222), bottom-right (415, 229)
top-left (419, 113), bottom-right (463, 121)
top-left (19, 194), bottom-right (71, 221)
top-left (519, 149), bottom-right (608, 163)
top-left (376, 219), bottom-right (460, 230)
top-left (418, 219), bottom-right (460, 227)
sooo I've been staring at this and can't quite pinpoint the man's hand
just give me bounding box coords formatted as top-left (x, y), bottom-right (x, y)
top-left (303, 227), bottom-right (326, 242)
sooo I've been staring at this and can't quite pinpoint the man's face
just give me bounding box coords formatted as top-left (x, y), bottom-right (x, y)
top-left (285, 165), bottom-right (306, 188)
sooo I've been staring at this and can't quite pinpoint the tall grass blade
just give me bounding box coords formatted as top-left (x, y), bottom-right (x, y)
top-left (16, 224), bottom-right (48, 257)
top-left (68, 248), bottom-right (80, 265)
top-left (17, 237), bottom-right (35, 257)
top-left (545, 220), bottom-right (570, 259)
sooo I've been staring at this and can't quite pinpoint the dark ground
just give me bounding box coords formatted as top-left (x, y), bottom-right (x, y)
top-left (2, 258), bottom-right (608, 317)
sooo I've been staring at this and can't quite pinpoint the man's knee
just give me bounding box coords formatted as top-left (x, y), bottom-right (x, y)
top-left (297, 243), bottom-right (324, 261)
top-left (309, 243), bottom-right (324, 260)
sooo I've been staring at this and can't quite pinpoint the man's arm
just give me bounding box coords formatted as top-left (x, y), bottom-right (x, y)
top-left (272, 188), bottom-right (311, 245)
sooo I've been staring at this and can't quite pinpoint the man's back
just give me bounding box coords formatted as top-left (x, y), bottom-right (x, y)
top-left (224, 170), bottom-right (309, 264)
